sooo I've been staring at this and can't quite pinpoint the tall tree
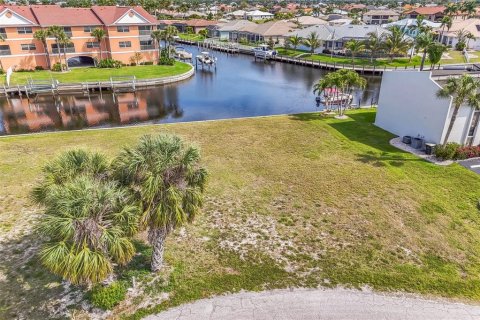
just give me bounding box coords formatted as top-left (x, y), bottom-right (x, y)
top-left (47, 25), bottom-right (67, 70)
top-left (288, 34), bottom-right (302, 51)
top-left (427, 42), bottom-right (446, 69)
top-left (151, 30), bottom-right (163, 63)
top-left (383, 26), bottom-right (412, 61)
top-left (437, 75), bottom-right (480, 146)
top-left (32, 150), bottom-right (139, 285)
top-left (34, 29), bottom-right (51, 70)
top-left (303, 31), bottom-right (321, 55)
top-left (439, 16), bottom-right (452, 43)
top-left (365, 31), bottom-right (383, 63)
top-left (344, 39), bottom-right (365, 62)
top-left (415, 31), bottom-right (435, 71)
top-left (91, 28), bottom-right (106, 62)
top-left (113, 134), bottom-right (208, 272)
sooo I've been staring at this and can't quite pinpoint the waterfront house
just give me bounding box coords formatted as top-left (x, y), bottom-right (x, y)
top-left (438, 18), bottom-right (480, 50)
top-left (215, 20), bottom-right (257, 41)
top-left (0, 4), bottom-right (158, 70)
top-left (382, 18), bottom-right (441, 38)
top-left (240, 20), bottom-right (297, 45)
top-left (362, 9), bottom-right (399, 25)
top-left (286, 24), bottom-right (389, 53)
top-left (375, 71), bottom-right (480, 146)
top-left (158, 19), bottom-right (218, 34)
top-left (404, 6), bottom-right (445, 22)
top-left (228, 10), bottom-right (246, 19)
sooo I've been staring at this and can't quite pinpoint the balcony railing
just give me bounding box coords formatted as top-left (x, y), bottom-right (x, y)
top-left (139, 30), bottom-right (152, 36)
top-left (0, 49), bottom-right (11, 55)
top-left (0, 33), bottom-right (6, 39)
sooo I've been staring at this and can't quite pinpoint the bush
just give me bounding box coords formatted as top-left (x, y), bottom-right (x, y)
top-left (455, 145), bottom-right (480, 160)
top-left (35, 66), bottom-right (44, 71)
top-left (97, 58), bottom-right (122, 69)
top-left (51, 62), bottom-right (63, 72)
top-left (434, 142), bottom-right (461, 160)
top-left (15, 68), bottom-right (34, 72)
top-left (89, 281), bottom-right (127, 310)
top-left (159, 48), bottom-right (175, 66)
top-left (455, 41), bottom-right (466, 51)
top-left (142, 61), bottom-right (154, 65)
top-left (0, 69), bottom-right (4, 75)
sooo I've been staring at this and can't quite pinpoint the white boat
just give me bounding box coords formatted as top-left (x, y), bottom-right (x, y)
top-left (316, 88), bottom-right (352, 105)
top-left (174, 46), bottom-right (192, 60)
top-left (196, 51), bottom-right (216, 65)
top-left (252, 44), bottom-right (277, 59)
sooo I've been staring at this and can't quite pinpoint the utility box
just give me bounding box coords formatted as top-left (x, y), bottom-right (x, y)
top-left (425, 143), bottom-right (435, 155)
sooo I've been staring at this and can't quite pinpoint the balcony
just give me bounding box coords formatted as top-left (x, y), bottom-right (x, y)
top-left (140, 44), bottom-right (155, 51)
top-left (139, 30), bottom-right (152, 36)
top-left (0, 49), bottom-right (11, 56)
top-left (52, 47), bottom-right (75, 54)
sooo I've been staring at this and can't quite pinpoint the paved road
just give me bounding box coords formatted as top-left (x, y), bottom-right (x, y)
top-left (144, 288), bottom-right (480, 320)
top-left (459, 158), bottom-right (480, 174)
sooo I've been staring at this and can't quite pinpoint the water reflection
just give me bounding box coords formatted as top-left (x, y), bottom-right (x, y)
top-left (0, 45), bottom-right (382, 135)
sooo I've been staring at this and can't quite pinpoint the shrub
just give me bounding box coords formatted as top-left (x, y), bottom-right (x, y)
top-left (0, 69), bottom-right (4, 75)
top-left (15, 68), bottom-right (34, 72)
top-left (142, 61), bottom-right (154, 65)
top-left (434, 142), bottom-right (461, 160)
top-left (455, 145), bottom-right (480, 160)
top-left (35, 66), bottom-right (44, 71)
top-left (97, 58), bottom-right (122, 69)
top-left (51, 62), bottom-right (63, 72)
top-left (159, 48), bottom-right (175, 66)
top-left (89, 281), bottom-right (127, 310)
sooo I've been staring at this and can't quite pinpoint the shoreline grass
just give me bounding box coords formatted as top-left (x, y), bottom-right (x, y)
top-left (1, 110), bottom-right (480, 319)
top-left (6, 61), bottom-right (192, 86)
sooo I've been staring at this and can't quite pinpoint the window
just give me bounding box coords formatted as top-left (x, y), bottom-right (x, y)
top-left (51, 43), bottom-right (75, 54)
top-left (84, 26), bottom-right (96, 33)
top-left (0, 45), bottom-right (11, 55)
top-left (140, 40), bottom-right (154, 50)
top-left (119, 41), bottom-right (131, 48)
top-left (0, 28), bottom-right (6, 39)
top-left (138, 25), bottom-right (152, 36)
top-left (117, 26), bottom-right (130, 33)
top-left (17, 27), bottom-right (32, 34)
top-left (63, 27), bottom-right (72, 37)
top-left (21, 43), bottom-right (36, 50)
top-left (86, 41), bottom-right (100, 48)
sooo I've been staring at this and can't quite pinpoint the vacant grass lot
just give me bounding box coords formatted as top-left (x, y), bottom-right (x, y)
top-left (6, 62), bottom-right (192, 85)
top-left (1, 110), bottom-right (480, 319)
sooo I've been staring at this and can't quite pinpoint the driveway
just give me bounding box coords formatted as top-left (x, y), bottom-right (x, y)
top-left (459, 158), bottom-right (480, 174)
top-left (144, 288), bottom-right (480, 320)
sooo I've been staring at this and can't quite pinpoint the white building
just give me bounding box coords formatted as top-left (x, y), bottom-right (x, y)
top-left (362, 9), bottom-right (399, 25)
top-left (382, 19), bottom-right (441, 38)
top-left (375, 71), bottom-right (480, 146)
top-left (245, 10), bottom-right (274, 21)
top-left (439, 18), bottom-right (480, 50)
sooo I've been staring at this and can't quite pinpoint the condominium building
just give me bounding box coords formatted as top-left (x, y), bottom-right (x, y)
top-left (0, 5), bottom-right (158, 70)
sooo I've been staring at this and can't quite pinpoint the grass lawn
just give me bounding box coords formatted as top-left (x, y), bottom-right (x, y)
top-left (1, 110), bottom-right (480, 319)
top-left (6, 62), bottom-right (192, 86)
top-left (178, 33), bottom-right (205, 42)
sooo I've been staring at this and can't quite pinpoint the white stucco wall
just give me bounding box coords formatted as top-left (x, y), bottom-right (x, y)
top-left (375, 71), bottom-right (480, 145)
top-left (375, 71), bottom-right (451, 144)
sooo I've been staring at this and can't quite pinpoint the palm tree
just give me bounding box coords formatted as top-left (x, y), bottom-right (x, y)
top-left (32, 150), bottom-right (139, 285)
top-left (437, 75), bottom-right (480, 146)
top-left (303, 31), bottom-right (321, 55)
top-left (461, 0), bottom-right (476, 19)
top-left (91, 28), bottom-right (106, 62)
top-left (344, 39), bottom-right (365, 62)
top-left (415, 32), bottom-right (435, 71)
top-left (466, 32), bottom-right (476, 49)
top-left (383, 26), bottom-right (412, 61)
top-left (163, 26), bottom-right (178, 58)
top-left (444, 3), bottom-right (459, 18)
top-left (365, 31), bottom-right (383, 63)
top-left (34, 29), bottom-right (51, 70)
top-left (151, 30), bottom-right (163, 63)
top-left (113, 134), bottom-right (208, 272)
top-left (288, 34), bottom-right (302, 52)
top-left (58, 33), bottom-right (71, 71)
top-left (47, 25), bottom-right (67, 70)
top-left (439, 16), bottom-right (452, 44)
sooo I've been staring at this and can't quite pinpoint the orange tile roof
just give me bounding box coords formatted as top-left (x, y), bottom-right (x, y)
top-left (405, 6), bottom-right (445, 15)
top-left (31, 5), bottom-right (102, 26)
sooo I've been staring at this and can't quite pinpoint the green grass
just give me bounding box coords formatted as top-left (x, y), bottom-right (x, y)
top-left (178, 33), bottom-right (205, 41)
top-left (1, 110), bottom-right (480, 319)
top-left (6, 62), bottom-right (192, 85)
top-left (276, 48), bottom-right (480, 67)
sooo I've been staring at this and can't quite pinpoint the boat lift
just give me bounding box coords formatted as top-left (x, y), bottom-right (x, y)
top-left (195, 51), bottom-right (217, 70)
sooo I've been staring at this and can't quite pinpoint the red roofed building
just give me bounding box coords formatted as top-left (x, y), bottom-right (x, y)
top-left (0, 5), bottom-right (159, 70)
top-left (405, 6), bottom-right (445, 22)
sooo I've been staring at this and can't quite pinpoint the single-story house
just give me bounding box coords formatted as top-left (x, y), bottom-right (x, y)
top-left (286, 24), bottom-right (389, 53)
top-left (439, 18), bottom-right (480, 50)
top-left (405, 6), bottom-right (445, 22)
top-left (245, 10), bottom-right (274, 21)
top-left (233, 20), bottom-right (297, 44)
top-left (362, 9), bottom-right (400, 25)
top-left (291, 15), bottom-right (328, 27)
top-left (215, 20), bottom-right (257, 40)
top-left (159, 19), bottom-right (219, 33)
top-left (375, 71), bottom-right (480, 146)
top-left (382, 18), bottom-right (441, 38)
top-left (228, 10), bottom-right (246, 19)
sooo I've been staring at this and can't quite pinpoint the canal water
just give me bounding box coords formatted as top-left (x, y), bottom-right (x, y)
top-left (0, 45), bottom-right (382, 135)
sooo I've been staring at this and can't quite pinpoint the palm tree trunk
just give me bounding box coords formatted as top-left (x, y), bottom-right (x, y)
top-left (43, 40), bottom-right (51, 70)
top-left (442, 105), bottom-right (460, 147)
top-left (148, 226), bottom-right (167, 272)
top-left (420, 49), bottom-right (427, 71)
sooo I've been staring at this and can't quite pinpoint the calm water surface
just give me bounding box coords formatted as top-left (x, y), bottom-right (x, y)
top-left (0, 45), bottom-right (382, 135)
